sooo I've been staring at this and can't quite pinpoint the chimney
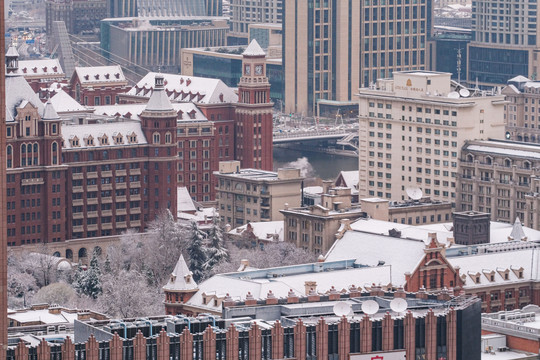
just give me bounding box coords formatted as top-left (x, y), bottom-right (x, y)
top-left (304, 281), bottom-right (317, 296)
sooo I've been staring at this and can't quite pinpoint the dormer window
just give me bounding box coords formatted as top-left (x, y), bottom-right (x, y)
top-left (475, 276), bottom-right (480, 284)
top-left (127, 132), bottom-right (137, 143)
top-left (70, 136), bottom-right (80, 147)
top-left (105, 73), bottom-right (110, 79)
top-left (114, 133), bottom-right (123, 145)
top-left (84, 136), bottom-right (94, 146)
top-left (100, 135), bottom-right (109, 146)
top-left (84, 75), bottom-right (89, 80)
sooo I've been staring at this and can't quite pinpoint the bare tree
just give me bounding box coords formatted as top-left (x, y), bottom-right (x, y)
top-left (32, 283), bottom-right (76, 306)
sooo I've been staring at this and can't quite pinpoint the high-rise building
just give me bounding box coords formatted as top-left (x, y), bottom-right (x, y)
top-left (107, 0), bottom-right (209, 17)
top-left (467, 0), bottom-right (540, 87)
top-left (357, 71), bottom-right (506, 202)
top-left (229, 0), bottom-right (282, 44)
top-left (284, 0), bottom-right (433, 115)
top-left (45, 0), bottom-right (107, 35)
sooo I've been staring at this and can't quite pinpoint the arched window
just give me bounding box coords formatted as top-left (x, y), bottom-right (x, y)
top-left (27, 144), bottom-right (32, 153)
top-left (21, 144), bottom-right (26, 154)
top-left (33, 143), bottom-right (38, 153)
top-left (153, 132), bottom-right (160, 144)
top-left (52, 142), bottom-right (57, 151)
top-left (7, 145), bottom-right (12, 155)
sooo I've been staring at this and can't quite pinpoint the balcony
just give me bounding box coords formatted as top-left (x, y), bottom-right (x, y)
top-left (116, 196), bottom-right (127, 202)
top-left (73, 186), bottom-right (83, 193)
top-left (72, 173), bottom-right (83, 180)
top-left (130, 168), bottom-right (141, 175)
top-left (102, 223), bottom-right (113, 230)
top-left (73, 213), bottom-right (84, 220)
top-left (116, 209), bottom-right (127, 216)
top-left (102, 183), bottom-right (113, 190)
top-left (73, 225), bottom-right (84, 232)
top-left (87, 198), bottom-right (98, 205)
top-left (130, 207), bottom-right (141, 214)
top-left (72, 199), bottom-right (84, 206)
top-left (87, 211), bottom-right (98, 218)
top-left (130, 194), bottom-right (141, 201)
top-left (130, 220), bottom-right (141, 227)
top-left (130, 181), bottom-right (141, 188)
top-left (116, 182), bottom-right (127, 189)
top-left (116, 170), bottom-right (127, 176)
top-left (102, 171), bottom-right (113, 177)
top-left (87, 172), bottom-right (98, 179)
top-left (102, 197), bottom-right (113, 204)
top-left (116, 222), bottom-right (127, 228)
top-left (87, 224), bottom-right (98, 231)
top-left (87, 185), bottom-right (98, 192)
top-left (102, 210), bottom-right (112, 216)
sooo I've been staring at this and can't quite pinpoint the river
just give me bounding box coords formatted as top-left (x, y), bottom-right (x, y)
top-left (273, 147), bottom-right (359, 180)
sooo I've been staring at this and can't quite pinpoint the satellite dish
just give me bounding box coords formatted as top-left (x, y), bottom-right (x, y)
top-left (390, 298), bottom-right (408, 313)
top-left (459, 88), bottom-right (470, 98)
top-left (447, 91), bottom-right (460, 99)
top-left (333, 302), bottom-right (352, 317)
top-left (361, 300), bottom-right (379, 315)
top-left (406, 187), bottom-right (423, 201)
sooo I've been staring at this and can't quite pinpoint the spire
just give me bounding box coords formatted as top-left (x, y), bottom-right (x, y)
top-left (509, 217), bottom-right (527, 241)
top-left (144, 73), bottom-right (173, 112)
top-left (42, 99), bottom-right (60, 121)
top-left (243, 39), bottom-right (265, 57)
top-left (163, 254), bottom-right (198, 291)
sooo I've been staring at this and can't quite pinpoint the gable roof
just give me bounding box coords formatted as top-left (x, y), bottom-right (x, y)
top-left (126, 72), bottom-right (237, 104)
top-left (74, 66), bottom-right (126, 85)
top-left (5, 75), bottom-right (44, 121)
top-left (50, 89), bottom-right (88, 113)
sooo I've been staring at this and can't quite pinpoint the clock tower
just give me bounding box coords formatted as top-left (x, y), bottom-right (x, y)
top-left (235, 39), bottom-right (273, 170)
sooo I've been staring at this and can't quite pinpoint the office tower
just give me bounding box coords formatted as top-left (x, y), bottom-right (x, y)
top-left (357, 71), bottom-right (505, 203)
top-left (107, 0), bottom-right (209, 18)
top-left (468, 0), bottom-right (540, 86)
top-left (206, 0), bottom-right (222, 16)
top-left (284, 0), bottom-right (433, 115)
top-left (45, 0), bottom-right (107, 35)
top-left (229, 0), bottom-right (282, 44)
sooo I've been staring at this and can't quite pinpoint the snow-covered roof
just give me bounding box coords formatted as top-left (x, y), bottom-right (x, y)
top-left (17, 59), bottom-right (64, 77)
top-left (126, 72), bottom-right (237, 104)
top-left (243, 39), bottom-right (266, 56)
top-left (6, 45), bottom-right (19, 57)
top-left (5, 75), bottom-right (44, 121)
top-left (144, 75), bottom-right (173, 111)
top-left (229, 221), bottom-right (284, 242)
top-left (50, 89), bottom-right (88, 113)
top-left (465, 142), bottom-right (540, 160)
top-left (92, 102), bottom-right (207, 122)
top-left (336, 170), bottom-right (359, 192)
top-left (163, 255), bottom-right (198, 291)
top-left (303, 186), bottom-right (323, 195)
top-left (509, 217), bottom-right (527, 241)
top-left (61, 121), bottom-right (147, 150)
top-left (74, 66), bottom-right (126, 85)
top-left (346, 218), bottom-right (540, 247)
top-left (449, 249), bottom-right (540, 289)
top-left (525, 82), bottom-right (540, 89)
top-left (8, 309), bottom-right (79, 325)
top-left (177, 187), bottom-right (197, 213)
top-left (508, 75), bottom-right (531, 83)
top-left (185, 262), bottom-right (391, 313)
top-left (325, 229), bottom-right (425, 286)
top-left (42, 100), bottom-right (60, 121)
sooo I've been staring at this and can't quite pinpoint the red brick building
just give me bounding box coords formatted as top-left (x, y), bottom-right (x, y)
top-left (234, 40), bottom-right (274, 170)
top-left (69, 66), bottom-right (128, 106)
top-left (5, 56), bottom-right (177, 252)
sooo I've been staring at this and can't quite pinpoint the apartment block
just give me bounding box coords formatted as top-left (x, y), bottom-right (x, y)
top-left (215, 161), bottom-right (303, 226)
top-left (457, 139), bottom-right (540, 230)
top-left (358, 70), bottom-right (506, 202)
top-left (468, 0), bottom-right (540, 87)
top-left (284, 0), bottom-right (432, 115)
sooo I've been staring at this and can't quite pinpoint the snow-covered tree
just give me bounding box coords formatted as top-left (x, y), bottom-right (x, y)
top-left (32, 283), bottom-right (76, 306)
top-left (187, 221), bottom-right (208, 282)
top-left (73, 249), bottom-right (102, 299)
top-left (97, 270), bottom-right (162, 318)
top-left (204, 216), bottom-right (228, 273)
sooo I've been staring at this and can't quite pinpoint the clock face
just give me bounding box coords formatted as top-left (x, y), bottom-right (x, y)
top-left (244, 64), bottom-right (251, 75)
top-left (255, 64), bottom-right (263, 75)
